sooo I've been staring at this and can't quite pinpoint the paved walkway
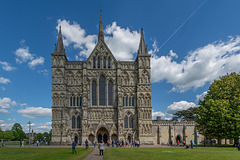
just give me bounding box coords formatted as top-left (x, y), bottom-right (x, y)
top-left (83, 147), bottom-right (102, 160)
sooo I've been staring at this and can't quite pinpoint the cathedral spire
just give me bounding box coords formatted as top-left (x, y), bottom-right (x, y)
top-left (138, 28), bottom-right (148, 55)
top-left (54, 25), bottom-right (65, 55)
top-left (98, 9), bottom-right (104, 42)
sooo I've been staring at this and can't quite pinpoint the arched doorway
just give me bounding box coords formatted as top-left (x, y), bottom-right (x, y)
top-left (97, 127), bottom-right (109, 143)
top-left (176, 135), bottom-right (181, 143)
top-left (128, 135), bottom-right (131, 143)
top-left (74, 135), bottom-right (78, 144)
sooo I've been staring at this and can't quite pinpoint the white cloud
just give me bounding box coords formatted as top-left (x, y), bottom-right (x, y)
top-left (0, 61), bottom-right (16, 71)
top-left (166, 101), bottom-right (196, 115)
top-left (57, 20), bottom-right (140, 61)
top-left (38, 69), bottom-right (49, 76)
top-left (57, 19), bottom-right (97, 58)
top-left (0, 120), bottom-right (4, 123)
top-left (15, 46), bottom-right (33, 63)
top-left (151, 36), bottom-right (240, 92)
top-left (15, 41), bottom-right (44, 69)
top-left (105, 22), bottom-right (140, 60)
top-left (18, 107), bottom-right (52, 118)
top-left (152, 110), bottom-right (165, 120)
top-left (196, 91), bottom-right (208, 104)
top-left (0, 77), bottom-right (10, 84)
top-left (0, 97), bottom-right (17, 113)
top-left (28, 57), bottom-right (44, 68)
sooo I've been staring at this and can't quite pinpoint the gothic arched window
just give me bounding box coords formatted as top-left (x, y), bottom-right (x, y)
top-left (124, 115), bottom-right (128, 128)
top-left (73, 96), bottom-right (75, 106)
top-left (92, 81), bottom-right (97, 105)
top-left (129, 115), bottom-right (133, 128)
top-left (70, 96), bottom-right (73, 106)
top-left (108, 57), bottom-right (111, 68)
top-left (77, 115), bottom-right (81, 128)
top-left (103, 57), bottom-right (106, 68)
top-left (72, 116), bottom-right (76, 129)
top-left (122, 97), bottom-right (125, 106)
top-left (99, 75), bottom-right (106, 105)
top-left (77, 96), bottom-right (79, 106)
top-left (98, 57), bottom-right (100, 68)
top-left (80, 97), bottom-right (82, 106)
top-left (93, 57), bottom-right (96, 68)
top-left (129, 97), bottom-right (131, 106)
top-left (108, 80), bottom-right (113, 106)
top-left (132, 96), bottom-right (134, 106)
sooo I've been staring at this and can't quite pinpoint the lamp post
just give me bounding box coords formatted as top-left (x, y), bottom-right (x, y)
top-left (193, 132), bottom-right (198, 148)
top-left (27, 121), bottom-right (32, 147)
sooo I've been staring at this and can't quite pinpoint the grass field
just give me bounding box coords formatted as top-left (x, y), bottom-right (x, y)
top-left (103, 147), bottom-right (240, 160)
top-left (0, 147), bottom-right (93, 160)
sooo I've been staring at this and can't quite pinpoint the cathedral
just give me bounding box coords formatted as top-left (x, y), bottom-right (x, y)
top-left (51, 11), bottom-right (205, 145)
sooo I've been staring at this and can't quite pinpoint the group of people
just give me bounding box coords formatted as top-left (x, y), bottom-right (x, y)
top-left (170, 139), bottom-right (194, 149)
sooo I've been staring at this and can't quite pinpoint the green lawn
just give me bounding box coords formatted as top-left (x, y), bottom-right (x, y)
top-left (103, 147), bottom-right (240, 160)
top-left (0, 147), bottom-right (93, 160)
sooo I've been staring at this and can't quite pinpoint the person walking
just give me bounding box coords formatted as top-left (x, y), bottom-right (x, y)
top-left (99, 140), bottom-right (104, 156)
top-left (177, 140), bottom-right (180, 146)
top-left (85, 139), bottom-right (89, 150)
top-left (183, 140), bottom-right (186, 146)
top-left (170, 139), bottom-right (173, 146)
top-left (72, 141), bottom-right (77, 154)
top-left (20, 140), bottom-right (22, 148)
top-left (190, 140), bottom-right (193, 149)
top-left (37, 140), bottom-right (39, 146)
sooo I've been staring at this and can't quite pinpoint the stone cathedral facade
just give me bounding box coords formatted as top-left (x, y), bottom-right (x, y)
top-left (51, 11), bottom-right (205, 145)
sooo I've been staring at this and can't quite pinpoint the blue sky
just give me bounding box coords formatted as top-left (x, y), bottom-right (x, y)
top-left (1, 0), bottom-right (240, 133)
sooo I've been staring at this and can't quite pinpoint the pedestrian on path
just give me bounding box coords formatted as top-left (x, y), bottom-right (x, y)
top-left (72, 141), bottom-right (77, 154)
top-left (190, 140), bottom-right (193, 149)
top-left (177, 140), bottom-right (180, 146)
top-left (85, 139), bottom-right (89, 150)
top-left (99, 140), bottom-right (104, 156)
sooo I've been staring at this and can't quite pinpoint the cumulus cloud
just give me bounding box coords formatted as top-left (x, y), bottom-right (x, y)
top-left (105, 22), bottom-right (140, 60)
top-left (0, 97), bottom-right (17, 113)
top-left (0, 61), bottom-right (16, 71)
top-left (57, 20), bottom-right (140, 60)
top-left (0, 77), bottom-right (10, 84)
top-left (151, 36), bottom-right (240, 92)
top-left (28, 57), bottom-right (44, 68)
top-left (166, 101), bottom-right (196, 116)
top-left (18, 107), bottom-right (52, 118)
top-left (15, 41), bottom-right (44, 69)
top-left (0, 120), bottom-right (4, 123)
top-left (196, 91), bottom-right (208, 104)
top-left (152, 110), bottom-right (165, 120)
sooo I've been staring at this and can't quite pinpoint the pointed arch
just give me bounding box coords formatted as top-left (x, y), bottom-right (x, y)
top-left (92, 80), bottom-right (97, 105)
top-left (72, 116), bottom-right (76, 129)
top-left (108, 80), bottom-right (113, 106)
top-left (124, 115), bottom-right (128, 128)
top-left (77, 115), bottom-right (81, 128)
top-left (99, 75), bottom-right (106, 105)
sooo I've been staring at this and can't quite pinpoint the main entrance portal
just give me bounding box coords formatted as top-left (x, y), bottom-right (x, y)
top-left (97, 127), bottom-right (109, 143)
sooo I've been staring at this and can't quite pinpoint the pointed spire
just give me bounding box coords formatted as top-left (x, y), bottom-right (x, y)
top-left (138, 28), bottom-right (147, 55)
top-left (98, 9), bottom-right (104, 42)
top-left (54, 25), bottom-right (65, 55)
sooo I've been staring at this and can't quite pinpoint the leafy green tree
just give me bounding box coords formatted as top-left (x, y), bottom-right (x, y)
top-left (4, 130), bottom-right (14, 140)
top-left (43, 132), bottom-right (49, 140)
top-left (173, 107), bottom-right (198, 121)
top-left (49, 129), bottom-right (52, 141)
top-left (0, 128), bottom-right (3, 139)
top-left (37, 133), bottom-right (43, 140)
top-left (11, 123), bottom-right (26, 140)
top-left (196, 72), bottom-right (240, 142)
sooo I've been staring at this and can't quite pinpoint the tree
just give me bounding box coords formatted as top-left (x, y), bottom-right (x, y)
top-left (11, 123), bottom-right (26, 140)
top-left (173, 107), bottom-right (198, 121)
top-left (49, 129), bottom-right (52, 141)
top-left (37, 133), bottom-right (43, 140)
top-left (0, 128), bottom-right (3, 139)
top-left (196, 72), bottom-right (240, 142)
top-left (4, 130), bottom-right (14, 140)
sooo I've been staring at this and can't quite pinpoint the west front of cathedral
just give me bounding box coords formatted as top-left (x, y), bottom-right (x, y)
top-left (51, 11), bottom-right (204, 145)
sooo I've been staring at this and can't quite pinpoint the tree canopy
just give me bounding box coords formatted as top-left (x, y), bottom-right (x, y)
top-left (196, 72), bottom-right (240, 141)
top-left (4, 130), bottom-right (14, 140)
top-left (0, 128), bottom-right (3, 139)
top-left (11, 123), bottom-right (26, 140)
top-left (173, 107), bottom-right (197, 121)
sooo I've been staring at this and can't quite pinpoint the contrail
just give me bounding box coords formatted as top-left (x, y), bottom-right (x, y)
top-left (158, 0), bottom-right (208, 50)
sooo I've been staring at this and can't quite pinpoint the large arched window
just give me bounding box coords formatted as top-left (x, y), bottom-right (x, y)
top-left (129, 115), bottom-right (133, 128)
top-left (92, 81), bottom-right (97, 105)
top-left (132, 96), bottom-right (134, 106)
top-left (108, 81), bottom-right (113, 106)
top-left (99, 75), bottom-right (106, 105)
top-left (108, 57), bottom-right (111, 68)
top-left (103, 57), bottom-right (106, 68)
top-left (98, 57), bottom-right (100, 68)
top-left (72, 116), bottom-right (76, 129)
top-left (129, 97), bottom-right (131, 106)
top-left (73, 96), bottom-right (75, 106)
top-left (122, 97), bottom-right (125, 106)
top-left (124, 115), bottom-right (128, 128)
top-left (77, 115), bottom-right (81, 128)
top-left (93, 57), bottom-right (96, 68)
